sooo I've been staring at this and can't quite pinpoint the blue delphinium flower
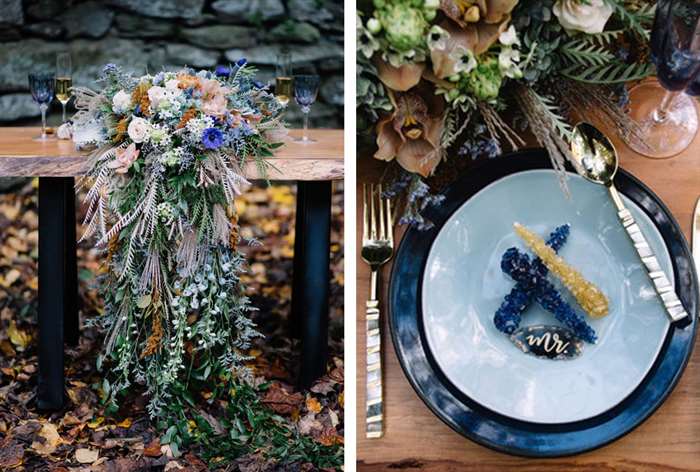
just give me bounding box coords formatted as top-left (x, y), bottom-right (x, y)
top-left (215, 65), bottom-right (231, 78)
top-left (202, 127), bottom-right (224, 149)
top-left (152, 72), bottom-right (165, 85)
top-left (237, 58), bottom-right (247, 67)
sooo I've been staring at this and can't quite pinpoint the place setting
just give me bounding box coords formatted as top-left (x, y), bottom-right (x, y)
top-left (357, 0), bottom-right (699, 458)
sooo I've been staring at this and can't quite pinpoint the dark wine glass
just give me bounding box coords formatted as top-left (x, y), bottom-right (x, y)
top-left (293, 74), bottom-right (320, 143)
top-left (28, 72), bottom-right (56, 140)
top-left (623, 0), bottom-right (700, 159)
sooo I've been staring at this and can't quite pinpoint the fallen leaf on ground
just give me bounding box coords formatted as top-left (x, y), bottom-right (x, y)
top-left (310, 376), bottom-right (337, 395)
top-left (328, 408), bottom-right (340, 427)
top-left (144, 438), bottom-right (162, 457)
top-left (75, 448), bottom-right (99, 464)
top-left (0, 439), bottom-right (23, 468)
top-left (317, 426), bottom-right (343, 446)
top-left (261, 383), bottom-right (304, 415)
top-left (1, 269), bottom-right (21, 288)
top-left (306, 396), bottom-right (322, 414)
top-left (7, 321), bottom-right (30, 349)
top-left (31, 422), bottom-right (62, 456)
top-left (116, 418), bottom-right (132, 429)
top-left (183, 453), bottom-right (208, 471)
top-left (298, 413), bottom-right (323, 435)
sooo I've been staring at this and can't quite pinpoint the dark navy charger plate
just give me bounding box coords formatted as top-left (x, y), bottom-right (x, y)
top-left (388, 149), bottom-right (698, 457)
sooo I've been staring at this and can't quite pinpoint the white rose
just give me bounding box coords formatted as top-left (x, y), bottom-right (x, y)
top-left (127, 117), bottom-right (151, 143)
top-left (147, 86), bottom-right (168, 109)
top-left (165, 79), bottom-right (180, 90)
top-left (553, 0), bottom-right (613, 34)
top-left (112, 90), bottom-right (131, 114)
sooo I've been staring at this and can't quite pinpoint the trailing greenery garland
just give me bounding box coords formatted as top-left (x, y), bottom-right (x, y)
top-left (72, 63), bottom-right (285, 417)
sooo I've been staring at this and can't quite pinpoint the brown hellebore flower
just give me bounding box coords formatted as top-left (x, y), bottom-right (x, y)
top-left (375, 59), bottom-right (426, 92)
top-left (374, 86), bottom-right (446, 177)
top-left (431, 0), bottom-right (518, 79)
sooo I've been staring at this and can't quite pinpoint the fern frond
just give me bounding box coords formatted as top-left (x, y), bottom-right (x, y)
top-left (118, 233), bottom-right (138, 281)
top-left (561, 62), bottom-right (654, 84)
top-left (560, 40), bottom-right (615, 67)
top-left (635, 3), bottom-right (656, 23)
top-left (580, 30), bottom-right (624, 47)
top-left (603, 0), bottom-right (650, 39)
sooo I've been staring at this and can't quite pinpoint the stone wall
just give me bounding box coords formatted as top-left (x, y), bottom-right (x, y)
top-left (0, 0), bottom-right (344, 128)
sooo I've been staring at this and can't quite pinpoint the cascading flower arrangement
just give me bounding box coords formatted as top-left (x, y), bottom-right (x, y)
top-left (72, 63), bottom-right (285, 417)
top-left (358, 0), bottom-right (655, 228)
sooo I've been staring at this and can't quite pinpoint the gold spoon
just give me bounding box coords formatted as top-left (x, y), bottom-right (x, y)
top-left (570, 122), bottom-right (689, 323)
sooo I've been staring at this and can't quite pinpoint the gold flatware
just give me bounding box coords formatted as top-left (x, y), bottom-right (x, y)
top-left (362, 183), bottom-right (393, 439)
top-left (570, 122), bottom-right (689, 323)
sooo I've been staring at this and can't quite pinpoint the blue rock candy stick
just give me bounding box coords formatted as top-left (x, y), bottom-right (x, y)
top-left (494, 225), bottom-right (570, 334)
top-left (501, 247), bottom-right (597, 344)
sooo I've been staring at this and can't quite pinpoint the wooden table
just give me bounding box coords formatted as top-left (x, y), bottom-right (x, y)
top-left (356, 124), bottom-right (700, 470)
top-left (0, 127), bottom-right (344, 410)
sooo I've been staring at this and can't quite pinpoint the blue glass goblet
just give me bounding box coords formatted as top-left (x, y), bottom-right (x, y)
top-left (293, 74), bottom-right (320, 143)
top-left (28, 72), bottom-right (56, 140)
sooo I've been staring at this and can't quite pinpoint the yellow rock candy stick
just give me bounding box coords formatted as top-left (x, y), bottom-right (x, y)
top-left (513, 222), bottom-right (609, 318)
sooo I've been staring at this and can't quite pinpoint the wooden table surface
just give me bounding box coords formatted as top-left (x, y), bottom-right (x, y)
top-left (356, 121), bottom-right (700, 470)
top-left (0, 127), bottom-right (344, 180)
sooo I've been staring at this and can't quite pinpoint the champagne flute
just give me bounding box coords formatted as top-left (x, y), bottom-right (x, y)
top-left (275, 50), bottom-right (292, 107)
top-left (56, 52), bottom-right (72, 124)
top-left (293, 74), bottom-right (320, 144)
top-left (28, 72), bottom-right (55, 141)
top-left (623, 0), bottom-right (700, 159)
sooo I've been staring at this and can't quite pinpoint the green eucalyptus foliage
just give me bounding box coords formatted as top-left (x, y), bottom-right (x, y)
top-left (357, 56), bottom-right (393, 133)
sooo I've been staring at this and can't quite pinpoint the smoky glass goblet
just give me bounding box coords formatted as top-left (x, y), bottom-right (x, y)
top-left (28, 72), bottom-right (56, 141)
top-left (293, 74), bottom-right (320, 144)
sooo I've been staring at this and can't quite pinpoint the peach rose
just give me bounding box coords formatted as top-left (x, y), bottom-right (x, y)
top-left (201, 78), bottom-right (230, 116)
top-left (108, 143), bottom-right (140, 174)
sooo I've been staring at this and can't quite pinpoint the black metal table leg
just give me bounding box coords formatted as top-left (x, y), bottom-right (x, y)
top-left (292, 181), bottom-right (332, 388)
top-left (64, 178), bottom-right (79, 346)
top-left (37, 177), bottom-right (78, 410)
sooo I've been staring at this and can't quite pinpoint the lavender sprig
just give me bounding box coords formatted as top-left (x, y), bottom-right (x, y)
top-left (494, 224), bottom-right (570, 334)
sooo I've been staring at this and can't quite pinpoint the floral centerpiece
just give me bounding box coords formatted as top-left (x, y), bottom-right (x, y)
top-left (357, 0), bottom-right (655, 228)
top-left (72, 63), bottom-right (285, 417)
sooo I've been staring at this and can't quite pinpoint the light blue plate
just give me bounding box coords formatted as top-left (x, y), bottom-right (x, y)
top-left (422, 170), bottom-right (672, 424)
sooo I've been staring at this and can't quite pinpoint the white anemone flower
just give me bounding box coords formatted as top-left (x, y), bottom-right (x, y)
top-left (499, 47), bottom-right (523, 79)
top-left (499, 25), bottom-right (520, 47)
top-left (450, 46), bottom-right (477, 74)
top-left (427, 25), bottom-right (450, 51)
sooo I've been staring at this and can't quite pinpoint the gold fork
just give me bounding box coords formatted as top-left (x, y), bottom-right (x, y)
top-left (362, 183), bottom-right (394, 439)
